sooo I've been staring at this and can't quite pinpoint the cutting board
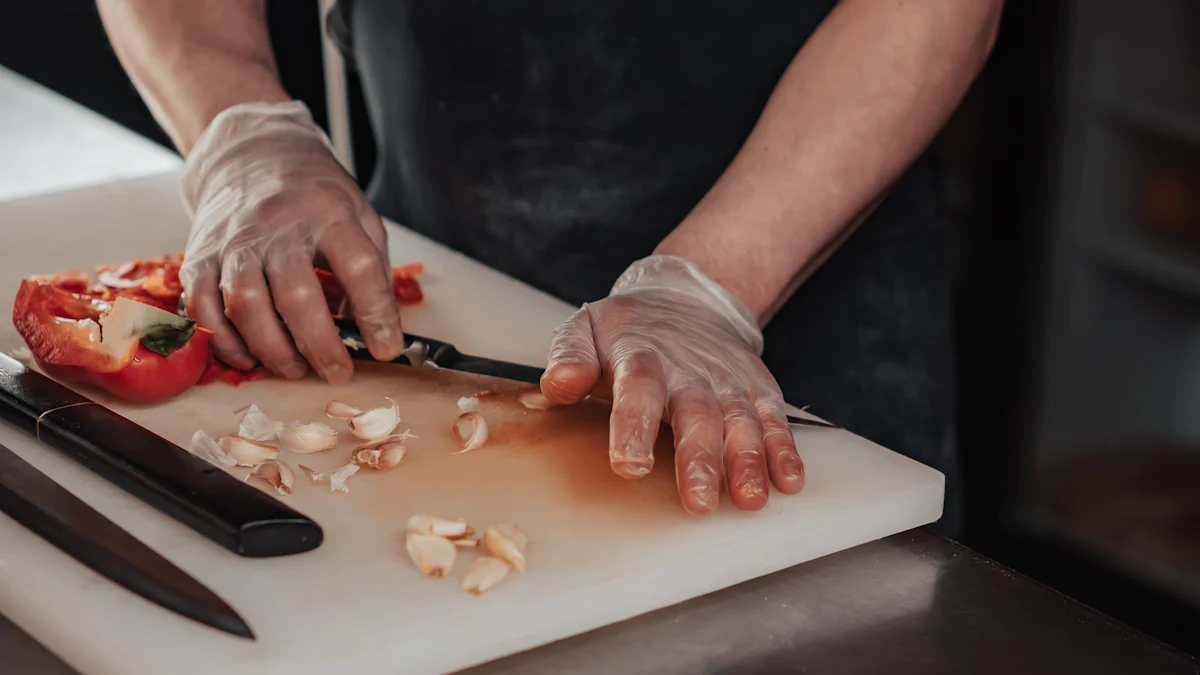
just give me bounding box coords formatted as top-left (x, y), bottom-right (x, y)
top-left (0, 173), bottom-right (944, 675)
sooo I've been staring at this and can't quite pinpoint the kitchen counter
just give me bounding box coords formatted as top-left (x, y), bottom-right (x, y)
top-left (0, 66), bottom-right (1196, 675)
top-left (6, 529), bottom-right (1196, 674)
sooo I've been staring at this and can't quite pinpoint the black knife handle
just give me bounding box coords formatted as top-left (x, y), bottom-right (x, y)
top-left (0, 353), bottom-right (322, 557)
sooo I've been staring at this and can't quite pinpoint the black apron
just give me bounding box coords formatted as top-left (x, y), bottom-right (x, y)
top-left (328, 1), bottom-right (959, 533)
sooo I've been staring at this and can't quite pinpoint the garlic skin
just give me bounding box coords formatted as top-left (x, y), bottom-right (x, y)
top-left (299, 465), bottom-right (321, 482)
top-left (406, 533), bottom-right (457, 578)
top-left (216, 434), bottom-right (280, 467)
top-left (233, 403), bottom-right (283, 441)
top-left (456, 396), bottom-right (480, 414)
top-left (342, 336), bottom-right (364, 350)
top-left (324, 400), bottom-right (363, 420)
top-left (406, 515), bottom-right (474, 539)
top-left (278, 421), bottom-right (339, 454)
top-left (348, 397), bottom-right (401, 440)
top-left (247, 460), bottom-right (294, 496)
top-left (326, 463), bottom-right (359, 493)
top-left (462, 556), bottom-right (510, 596)
top-left (187, 430), bottom-right (237, 469)
top-left (518, 390), bottom-right (552, 410)
top-left (484, 523), bottom-right (528, 573)
top-left (451, 412), bottom-right (489, 454)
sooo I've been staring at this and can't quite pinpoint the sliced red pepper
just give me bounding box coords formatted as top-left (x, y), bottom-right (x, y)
top-left (12, 275), bottom-right (210, 404)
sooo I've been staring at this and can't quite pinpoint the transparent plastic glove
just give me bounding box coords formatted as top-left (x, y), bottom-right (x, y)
top-left (180, 101), bottom-right (404, 384)
top-left (540, 255), bottom-right (805, 515)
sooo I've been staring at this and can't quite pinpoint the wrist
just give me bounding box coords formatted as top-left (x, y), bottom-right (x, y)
top-left (611, 255), bottom-right (764, 356)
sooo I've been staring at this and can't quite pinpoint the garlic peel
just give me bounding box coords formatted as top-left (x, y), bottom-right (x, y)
top-left (248, 460), bottom-right (294, 496)
top-left (484, 523), bottom-right (528, 573)
top-left (278, 421), bottom-right (338, 454)
top-left (407, 515), bottom-right (474, 539)
top-left (462, 556), bottom-right (510, 596)
top-left (326, 463), bottom-right (359, 493)
top-left (299, 465), bottom-right (321, 482)
top-left (348, 397), bottom-right (401, 440)
top-left (216, 434), bottom-right (280, 467)
top-left (406, 533), bottom-right (456, 578)
top-left (325, 400), bottom-right (363, 420)
top-left (233, 403), bottom-right (283, 441)
top-left (187, 430), bottom-right (237, 469)
top-left (451, 412), bottom-right (489, 454)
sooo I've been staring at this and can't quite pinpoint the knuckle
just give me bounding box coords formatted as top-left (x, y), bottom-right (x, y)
top-left (276, 284), bottom-right (320, 312)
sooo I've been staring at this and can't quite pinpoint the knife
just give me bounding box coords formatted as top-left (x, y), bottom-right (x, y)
top-left (333, 318), bottom-right (841, 429)
top-left (0, 441), bottom-right (253, 638)
top-left (0, 352), bottom-right (323, 557)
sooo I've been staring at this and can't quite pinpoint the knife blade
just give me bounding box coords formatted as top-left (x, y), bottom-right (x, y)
top-left (333, 318), bottom-right (840, 429)
top-left (0, 441), bottom-right (254, 638)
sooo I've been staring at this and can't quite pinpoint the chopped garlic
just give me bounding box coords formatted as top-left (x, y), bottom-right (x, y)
top-left (348, 397), bottom-right (401, 440)
top-left (278, 421), bottom-right (338, 454)
top-left (247, 460), bottom-right (294, 496)
top-left (462, 556), bottom-right (510, 596)
top-left (484, 523), bottom-right (528, 573)
top-left (406, 514), bottom-right (474, 539)
top-left (325, 400), bottom-right (363, 420)
top-left (216, 434), bottom-right (280, 467)
top-left (406, 533), bottom-right (456, 578)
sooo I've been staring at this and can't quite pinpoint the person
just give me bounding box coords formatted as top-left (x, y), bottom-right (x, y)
top-left (97, 0), bottom-right (1002, 526)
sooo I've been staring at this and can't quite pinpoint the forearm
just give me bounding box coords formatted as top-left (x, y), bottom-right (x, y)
top-left (97, 0), bottom-right (289, 155)
top-left (656, 0), bottom-right (1003, 324)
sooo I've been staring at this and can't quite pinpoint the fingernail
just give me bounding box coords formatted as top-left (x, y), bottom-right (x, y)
top-left (280, 360), bottom-right (308, 380)
top-left (687, 485), bottom-right (718, 513)
top-left (323, 361), bottom-right (352, 385)
top-left (374, 325), bottom-right (405, 355)
top-left (611, 455), bottom-right (653, 478)
top-left (782, 454), bottom-right (804, 481)
top-left (737, 479), bottom-right (766, 502)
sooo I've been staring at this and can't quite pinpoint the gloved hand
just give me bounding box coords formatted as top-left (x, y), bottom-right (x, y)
top-left (540, 255), bottom-right (805, 515)
top-left (180, 101), bottom-right (405, 384)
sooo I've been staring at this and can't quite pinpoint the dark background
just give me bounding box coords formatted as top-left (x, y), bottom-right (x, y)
top-left (1, 0), bottom-right (1197, 660)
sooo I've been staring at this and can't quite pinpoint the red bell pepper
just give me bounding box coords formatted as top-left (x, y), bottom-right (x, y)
top-left (12, 273), bottom-right (210, 404)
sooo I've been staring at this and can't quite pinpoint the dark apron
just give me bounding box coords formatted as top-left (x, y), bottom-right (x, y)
top-left (328, 0), bottom-right (959, 533)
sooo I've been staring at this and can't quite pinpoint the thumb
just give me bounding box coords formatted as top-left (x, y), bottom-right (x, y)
top-left (542, 305), bottom-right (602, 405)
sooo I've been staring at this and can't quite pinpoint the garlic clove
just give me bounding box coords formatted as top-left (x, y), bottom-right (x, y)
top-left (278, 421), bottom-right (339, 454)
top-left (348, 397), bottom-right (401, 440)
top-left (451, 412), bottom-right (489, 454)
top-left (406, 533), bottom-right (457, 578)
top-left (325, 400), bottom-right (364, 420)
top-left (375, 444), bottom-right (408, 470)
top-left (247, 460), bottom-right (294, 496)
top-left (326, 462), bottom-right (359, 493)
top-left (187, 430), bottom-right (237, 469)
top-left (350, 434), bottom-right (411, 470)
top-left (483, 523), bottom-right (528, 573)
top-left (407, 514), bottom-right (474, 539)
top-left (456, 396), bottom-right (480, 414)
top-left (233, 403), bottom-right (283, 441)
top-left (462, 556), bottom-right (510, 596)
top-left (216, 434), bottom-right (280, 467)
top-left (453, 538), bottom-right (480, 549)
top-left (518, 390), bottom-right (552, 410)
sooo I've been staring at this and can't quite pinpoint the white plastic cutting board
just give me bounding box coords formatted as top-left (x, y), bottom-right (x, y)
top-left (0, 173), bottom-right (944, 675)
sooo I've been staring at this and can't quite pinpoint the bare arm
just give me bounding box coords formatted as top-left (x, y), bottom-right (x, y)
top-left (656, 0), bottom-right (1004, 324)
top-left (96, 0), bottom-right (290, 155)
